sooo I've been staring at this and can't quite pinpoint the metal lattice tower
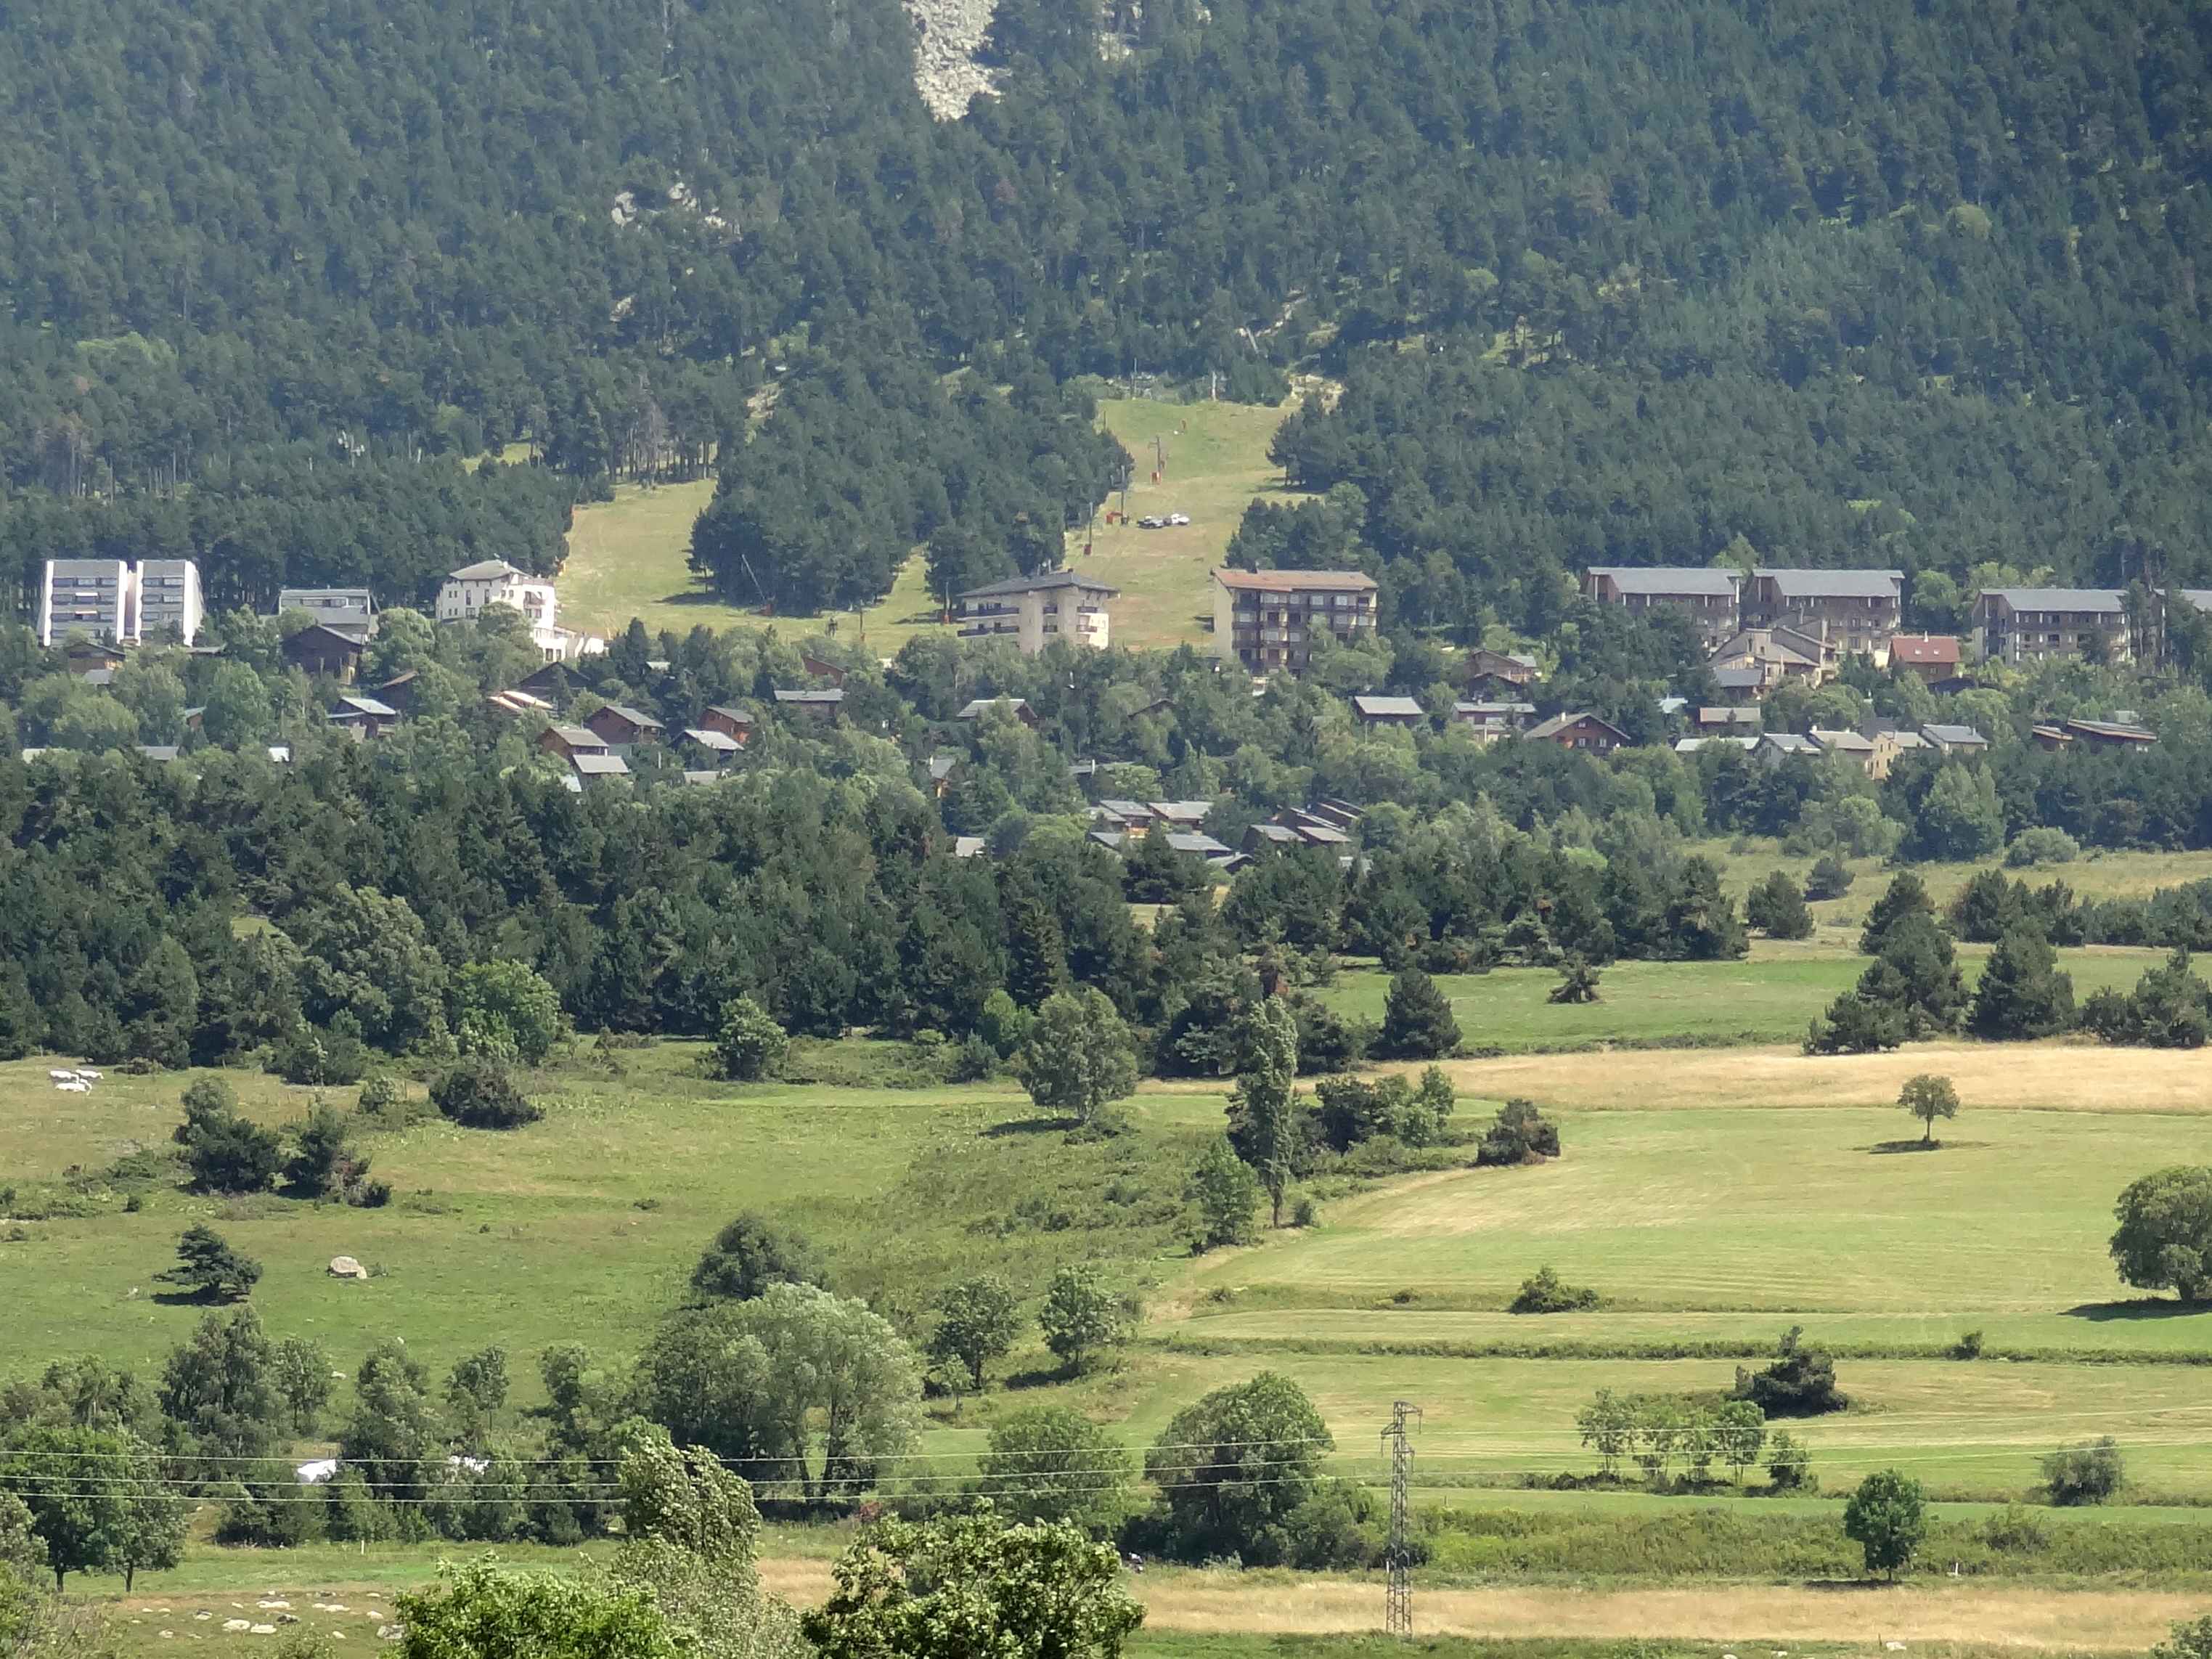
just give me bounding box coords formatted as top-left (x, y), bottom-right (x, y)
top-left (1381, 1399), bottom-right (1421, 1636)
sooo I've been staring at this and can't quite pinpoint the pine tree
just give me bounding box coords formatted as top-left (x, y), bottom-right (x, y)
top-left (1969, 924), bottom-right (2076, 1040)
top-left (1379, 967), bottom-right (1461, 1059)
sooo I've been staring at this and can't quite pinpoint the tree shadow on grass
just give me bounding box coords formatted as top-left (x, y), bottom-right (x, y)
top-left (2060, 1297), bottom-right (2212, 1323)
top-left (1863, 1138), bottom-right (1995, 1154)
top-left (1796, 1577), bottom-right (1896, 1591)
top-left (981, 1117), bottom-right (1070, 1138)
top-left (1001, 1365), bottom-right (1076, 1393)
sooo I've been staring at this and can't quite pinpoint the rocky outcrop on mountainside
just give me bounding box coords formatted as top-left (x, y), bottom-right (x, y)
top-left (905, 0), bottom-right (1001, 119)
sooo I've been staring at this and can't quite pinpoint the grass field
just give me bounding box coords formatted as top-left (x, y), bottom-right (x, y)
top-left (1313, 942), bottom-right (2166, 1052)
top-left (553, 394), bottom-right (1301, 651)
top-left (0, 1044), bottom-right (1211, 1391)
top-left (1085, 396), bottom-right (1309, 648)
top-left (86, 1565), bottom-right (2210, 1656)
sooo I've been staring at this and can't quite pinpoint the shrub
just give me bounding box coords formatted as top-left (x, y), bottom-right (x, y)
top-left (1952, 1328), bottom-right (1985, 1360)
top-left (1803, 853), bottom-right (1854, 902)
top-left (1509, 1266), bottom-right (1599, 1314)
top-left (1766, 1430), bottom-right (1814, 1491)
top-left (1744, 871), bottom-right (1813, 939)
top-left (176, 1081), bottom-right (282, 1194)
top-left (1190, 1137), bottom-right (1261, 1250)
top-left (1476, 1099), bottom-right (1559, 1167)
top-left (690, 1213), bottom-right (824, 1303)
top-left (1731, 1326), bottom-right (1845, 1417)
top-left (430, 1057), bottom-right (541, 1130)
top-left (2041, 1436), bottom-right (2124, 1506)
top-left (356, 1075), bottom-right (407, 1121)
top-left (2006, 826), bottom-right (2081, 868)
top-left (711, 996), bottom-right (789, 1083)
top-left (1548, 956), bottom-right (1601, 1003)
top-left (269, 1022), bottom-right (370, 1086)
top-left (1843, 1468), bottom-right (1927, 1579)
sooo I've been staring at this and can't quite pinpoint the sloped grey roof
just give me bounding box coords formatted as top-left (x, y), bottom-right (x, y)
top-left (1588, 566), bottom-right (1740, 596)
top-left (1921, 723), bottom-right (1989, 746)
top-left (1755, 568), bottom-right (1903, 598)
top-left (1352, 694), bottom-right (1425, 718)
top-left (957, 569), bottom-right (1119, 600)
top-left (1980, 587), bottom-right (2124, 613)
top-left (571, 753), bottom-right (632, 777)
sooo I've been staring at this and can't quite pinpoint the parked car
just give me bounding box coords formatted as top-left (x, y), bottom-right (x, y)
top-left (1137, 515), bottom-right (1166, 529)
top-left (1167, 512), bottom-right (1191, 526)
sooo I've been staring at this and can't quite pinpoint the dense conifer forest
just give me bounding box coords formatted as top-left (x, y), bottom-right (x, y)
top-left (1, 0), bottom-right (2208, 611)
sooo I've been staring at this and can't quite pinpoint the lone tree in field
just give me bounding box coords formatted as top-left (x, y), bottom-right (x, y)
top-left (1225, 996), bottom-right (1303, 1228)
top-left (1016, 988), bottom-right (1140, 1128)
top-left (1144, 1372), bottom-right (1332, 1565)
top-left (155, 1225), bottom-right (261, 1303)
top-left (711, 995), bottom-right (788, 1082)
top-left (1843, 1468), bottom-right (1927, 1581)
top-left (2110, 1166), bottom-right (2212, 1302)
top-left (1379, 966), bottom-right (1460, 1058)
top-left (1898, 1073), bottom-right (1959, 1145)
top-left (1037, 1265), bottom-right (1128, 1374)
top-left (929, 1275), bottom-right (1021, 1390)
top-left (1548, 955), bottom-right (1601, 1004)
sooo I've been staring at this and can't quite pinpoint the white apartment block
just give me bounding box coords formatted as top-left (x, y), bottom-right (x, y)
top-left (38, 558), bottom-right (204, 647)
top-left (435, 559), bottom-right (602, 661)
top-left (954, 569), bottom-right (1118, 654)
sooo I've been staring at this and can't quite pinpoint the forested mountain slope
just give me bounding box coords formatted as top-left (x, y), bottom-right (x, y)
top-left (2, 0), bottom-right (2208, 619)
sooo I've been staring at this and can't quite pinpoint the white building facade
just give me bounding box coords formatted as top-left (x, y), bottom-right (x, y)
top-left (435, 559), bottom-right (601, 661)
top-left (38, 558), bottom-right (204, 646)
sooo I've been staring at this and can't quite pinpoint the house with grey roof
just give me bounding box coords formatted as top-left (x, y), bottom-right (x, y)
top-left (327, 694), bottom-right (399, 739)
top-left (1919, 723), bottom-right (1991, 755)
top-left (1352, 693), bottom-right (1426, 728)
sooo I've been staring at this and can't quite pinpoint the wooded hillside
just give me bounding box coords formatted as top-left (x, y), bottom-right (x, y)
top-left (2, 0), bottom-right (2208, 614)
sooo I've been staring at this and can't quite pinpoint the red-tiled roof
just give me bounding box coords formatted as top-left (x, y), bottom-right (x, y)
top-left (1891, 635), bottom-right (1961, 664)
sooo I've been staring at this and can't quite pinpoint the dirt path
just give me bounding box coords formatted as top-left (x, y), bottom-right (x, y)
top-left (756, 1562), bottom-right (2185, 1650)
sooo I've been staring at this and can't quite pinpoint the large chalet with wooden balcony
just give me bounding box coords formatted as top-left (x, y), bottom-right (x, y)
top-left (1212, 568), bottom-right (1379, 674)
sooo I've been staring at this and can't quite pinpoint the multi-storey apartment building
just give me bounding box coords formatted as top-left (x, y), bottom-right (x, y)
top-left (1583, 567), bottom-right (1742, 650)
top-left (1744, 568), bottom-right (1903, 661)
top-left (954, 569), bottom-right (1117, 654)
top-left (1973, 588), bottom-right (2128, 665)
top-left (1212, 568), bottom-right (1379, 674)
top-left (37, 558), bottom-right (204, 646)
top-left (136, 560), bottom-right (205, 643)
